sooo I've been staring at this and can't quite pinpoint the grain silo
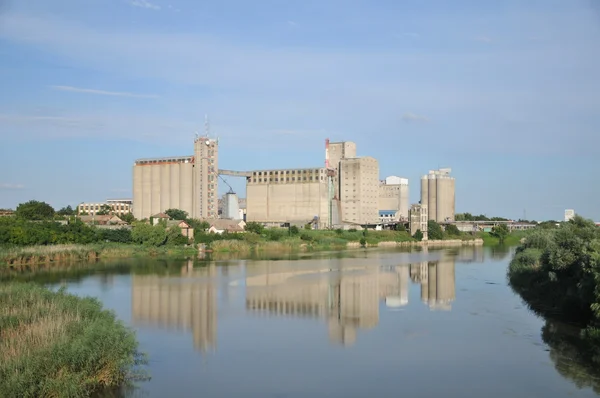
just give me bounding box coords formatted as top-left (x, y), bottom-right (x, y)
top-left (420, 168), bottom-right (455, 223)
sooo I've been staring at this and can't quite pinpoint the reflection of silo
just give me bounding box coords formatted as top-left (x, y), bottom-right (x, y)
top-left (420, 262), bottom-right (429, 302)
top-left (436, 260), bottom-right (455, 305)
top-left (427, 262), bottom-right (437, 305)
top-left (328, 321), bottom-right (357, 346)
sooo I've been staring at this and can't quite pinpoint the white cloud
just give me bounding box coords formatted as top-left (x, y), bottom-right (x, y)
top-left (287, 20), bottom-right (298, 27)
top-left (129, 0), bottom-right (160, 10)
top-left (50, 85), bottom-right (159, 99)
top-left (474, 35), bottom-right (493, 43)
top-left (0, 184), bottom-right (25, 190)
top-left (401, 113), bottom-right (429, 123)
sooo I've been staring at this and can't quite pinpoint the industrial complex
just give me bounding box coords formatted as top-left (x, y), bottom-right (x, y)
top-left (129, 134), bottom-right (456, 232)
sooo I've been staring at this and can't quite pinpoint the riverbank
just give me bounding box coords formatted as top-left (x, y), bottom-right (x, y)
top-left (507, 216), bottom-right (600, 362)
top-left (0, 244), bottom-right (198, 269)
top-left (1, 234), bottom-right (485, 268)
top-left (0, 283), bottom-right (146, 397)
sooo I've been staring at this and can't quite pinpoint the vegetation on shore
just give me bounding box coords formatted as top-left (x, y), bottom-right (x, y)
top-left (0, 283), bottom-right (146, 397)
top-left (508, 216), bottom-right (600, 365)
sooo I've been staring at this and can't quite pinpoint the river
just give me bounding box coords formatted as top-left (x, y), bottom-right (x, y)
top-left (9, 245), bottom-right (600, 397)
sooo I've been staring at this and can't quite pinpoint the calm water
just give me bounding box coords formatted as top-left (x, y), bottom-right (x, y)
top-left (14, 246), bottom-right (600, 397)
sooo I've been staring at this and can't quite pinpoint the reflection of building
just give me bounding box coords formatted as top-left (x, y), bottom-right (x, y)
top-left (245, 262), bottom-right (411, 346)
top-left (131, 263), bottom-right (217, 352)
top-left (409, 257), bottom-right (456, 310)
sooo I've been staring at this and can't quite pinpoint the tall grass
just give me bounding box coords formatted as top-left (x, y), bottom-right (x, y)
top-left (0, 283), bottom-right (146, 397)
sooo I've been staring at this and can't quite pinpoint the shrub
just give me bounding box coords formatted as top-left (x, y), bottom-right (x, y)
top-left (0, 283), bottom-right (146, 397)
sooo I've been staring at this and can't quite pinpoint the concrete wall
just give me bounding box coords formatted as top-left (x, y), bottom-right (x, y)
top-left (340, 157), bottom-right (379, 225)
top-left (246, 167), bottom-right (329, 225)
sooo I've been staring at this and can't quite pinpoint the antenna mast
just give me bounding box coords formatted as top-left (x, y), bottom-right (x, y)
top-left (204, 114), bottom-right (210, 137)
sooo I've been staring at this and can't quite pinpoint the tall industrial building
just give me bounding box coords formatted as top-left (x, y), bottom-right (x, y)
top-left (420, 168), bottom-right (455, 223)
top-left (245, 167), bottom-right (330, 225)
top-left (132, 136), bottom-right (218, 220)
top-left (378, 176), bottom-right (409, 220)
top-left (245, 140), bottom-right (380, 227)
top-left (339, 157), bottom-right (379, 225)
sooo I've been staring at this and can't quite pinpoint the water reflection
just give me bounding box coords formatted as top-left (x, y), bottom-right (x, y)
top-left (132, 263), bottom-right (218, 352)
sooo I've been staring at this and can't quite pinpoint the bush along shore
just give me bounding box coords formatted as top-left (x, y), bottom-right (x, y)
top-left (508, 216), bottom-right (600, 363)
top-left (0, 283), bottom-right (147, 397)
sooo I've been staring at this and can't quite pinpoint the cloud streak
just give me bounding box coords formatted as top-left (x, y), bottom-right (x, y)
top-left (0, 183), bottom-right (25, 190)
top-left (129, 0), bottom-right (160, 10)
top-left (401, 113), bottom-right (429, 123)
top-left (50, 85), bottom-right (159, 99)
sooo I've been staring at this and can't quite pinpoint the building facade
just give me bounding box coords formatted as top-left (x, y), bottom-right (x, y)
top-left (132, 136), bottom-right (218, 220)
top-left (246, 167), bottom-right (330, 226)
top-left (340, 157), bottom-right (379, 225)
top-left (378, 176), bottom-right (409, 220)
top-left (420, 168), bottom-right (455, 223)
top-left (409, 203), bottom-right (428, 240)
top-left (78, 200), bottom-right (132, 216)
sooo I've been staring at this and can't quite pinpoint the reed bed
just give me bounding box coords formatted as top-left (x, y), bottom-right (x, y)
top-left (0, 283), bottom-right (146, 397)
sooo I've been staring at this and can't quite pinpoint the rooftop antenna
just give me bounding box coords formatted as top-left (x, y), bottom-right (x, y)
top-left (204, 114), bottom-right (210, 138)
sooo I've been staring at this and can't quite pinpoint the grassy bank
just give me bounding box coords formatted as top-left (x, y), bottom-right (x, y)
top-left (478, 230), bottom-right (527, 246)
top-left (0, 244), bottom-right (198, 269)
top-left (0, 283), bottom-right (146, 397)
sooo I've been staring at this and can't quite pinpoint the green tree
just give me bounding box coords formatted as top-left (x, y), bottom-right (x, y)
top-left (245, 222), bottom-right (265, 235)
top-left (445, 224), bottom-right (461, 236)
top-left (395, 223), bottom-right (407, 232)
top-left (490, 223), bottom-right (510, 243)
top-left (57, 205), bottom-right (75, 216)
top-left (289, 225), bottom-right (300, 235)
top-left (120, 212), bottom-right (136, 224)
top-left (131, 222), bottom-right (168, 246)
top-left (187, 218), bottom-right (210, 232)
top-left (96, 204), bottom-right (112, 216)
top-left (15, 200), bottom-right (55, 220)
top-left (165, 208), bottom-right (188, 221)
top-left (427, 220), bottom-right (444, 240)
top-left (413, 229), bottom-right (424, 241)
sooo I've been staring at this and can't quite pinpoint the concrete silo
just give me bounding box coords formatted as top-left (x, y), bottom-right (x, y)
top-left (223, 192), bottom-right (240, 219)
top-left (420, 168), bottom-right (455, 223)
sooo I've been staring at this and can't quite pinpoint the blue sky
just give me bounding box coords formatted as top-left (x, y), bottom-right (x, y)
top-left (1, 0), bottom-right (599, 221)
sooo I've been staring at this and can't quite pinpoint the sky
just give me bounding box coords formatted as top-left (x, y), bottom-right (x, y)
top-left (0, 0), bottom-right (599, 221)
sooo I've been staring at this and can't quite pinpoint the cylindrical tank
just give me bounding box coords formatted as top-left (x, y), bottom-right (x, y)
top-left (224, 193), bottom-right (240, 219)
top-left (436, 177), bottom-right (455, 223)
top-left (428, 177), bottom-right (437, 222)
top-left (141, 165), bottom-right (152, 219)
top-left (180, 163), bottom-right (193, 218)
top-left (160, 164), bottom-right (170, 213)
top-left (151, 165), bottom-right (161, 216)
top-left (133, 165), bottom-right (143, 220)
top-left (170, 163), bottom-right (180, 211)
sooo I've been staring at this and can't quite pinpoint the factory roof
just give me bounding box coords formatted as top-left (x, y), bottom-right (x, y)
top-left (135, 155), bottom-right (193, 164)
